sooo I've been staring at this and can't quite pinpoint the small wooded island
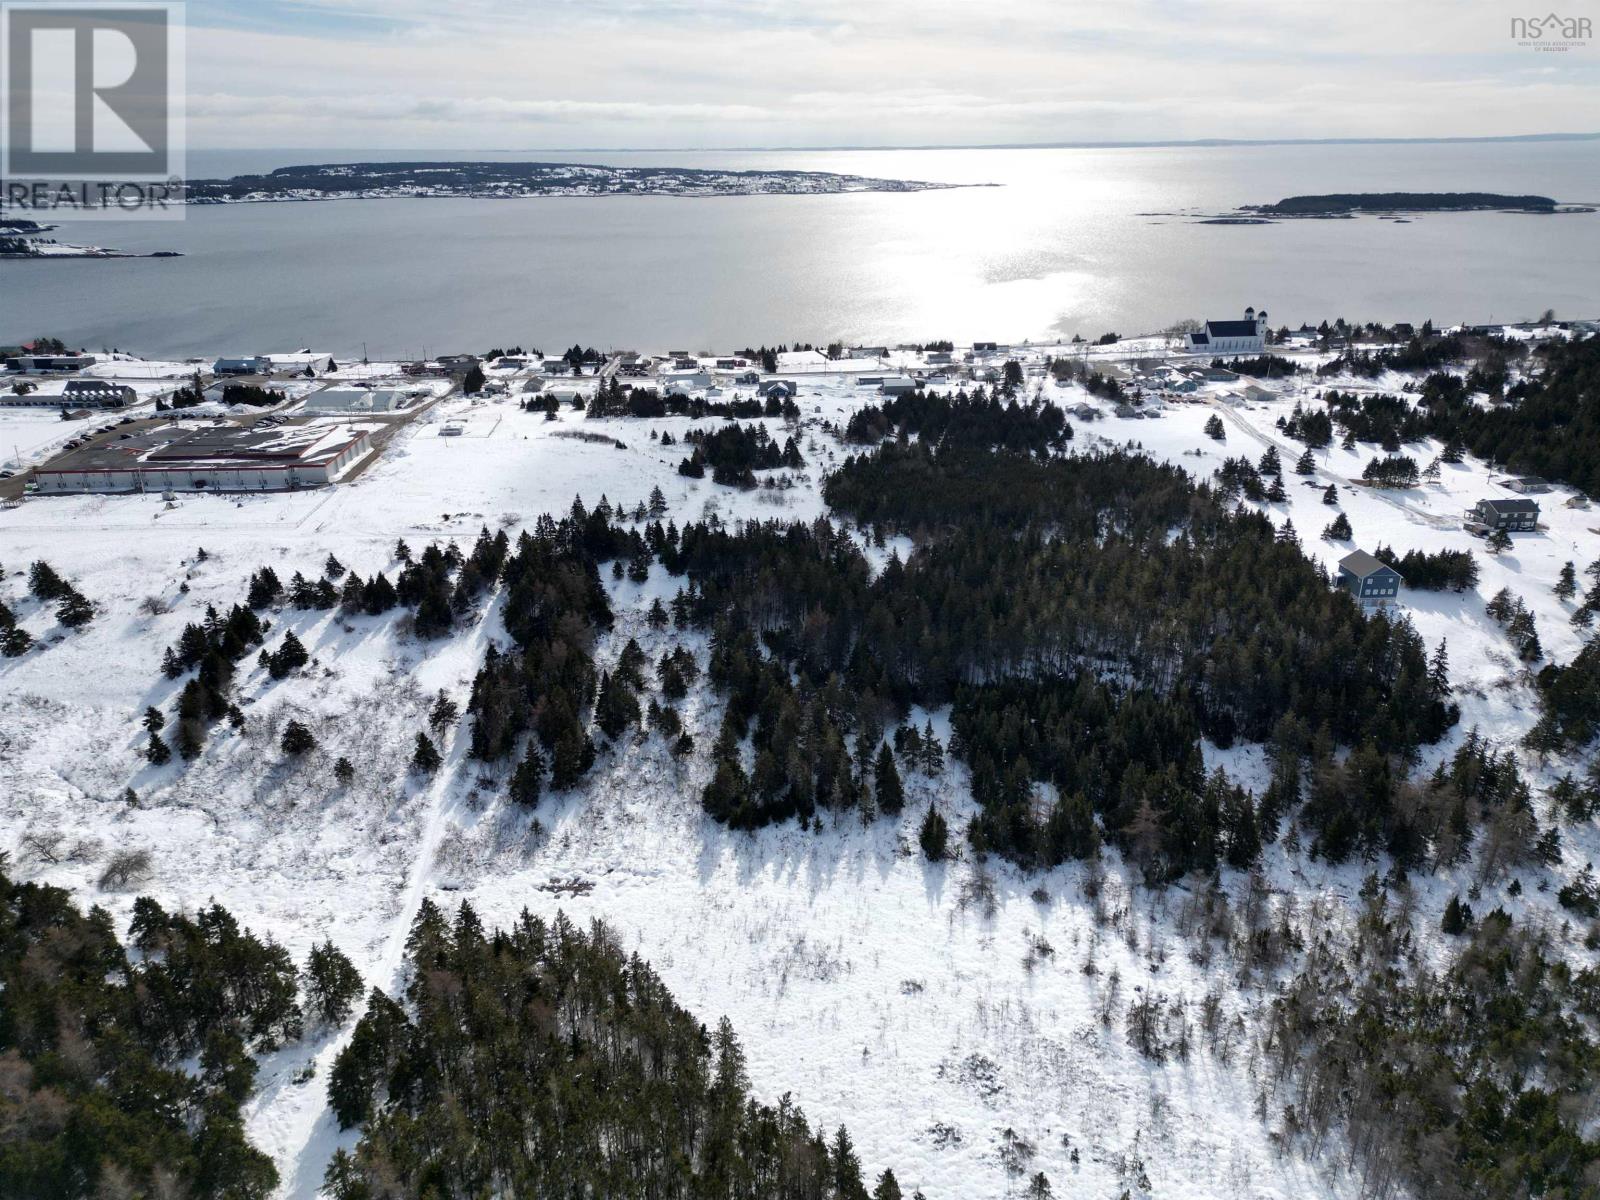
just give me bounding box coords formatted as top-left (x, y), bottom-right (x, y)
top-left (182, 160), bottom-right (966, 203)
top-left (1243, 192), bottom-right (1571, 215)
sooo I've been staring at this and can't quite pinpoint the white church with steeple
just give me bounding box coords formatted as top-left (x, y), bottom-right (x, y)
top-left (1186, 306), bottom-right (1268, 355)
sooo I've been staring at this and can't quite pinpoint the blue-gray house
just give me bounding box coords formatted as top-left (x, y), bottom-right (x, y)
top-left (1338, 549), bottom-right (1403, 607)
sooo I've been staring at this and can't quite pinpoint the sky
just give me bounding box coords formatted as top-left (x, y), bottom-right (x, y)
top-left (180, 0), bottom-right (1600, 149)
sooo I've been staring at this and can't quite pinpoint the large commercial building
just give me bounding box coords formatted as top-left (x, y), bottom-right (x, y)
top-left (4, 354), bottom-right (97, 373)
top-left (33, 423), bottom-right (373, 493)
top-left (2, 380), bottom-right (134, 409)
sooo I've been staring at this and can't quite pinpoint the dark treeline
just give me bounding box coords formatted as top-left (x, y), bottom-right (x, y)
top-left (679, 423), bottom-right (803, 487)
top-left (657, 421), bottom-right (1454, 877)
top-left (1373, 545), bottom-right (1480, 592)
top-left (1316, 332), bottom-right (1472, 377)
top-left (1292, 395), bottom-right (1433, 451)
top-left (842, 389), bottom-right (1069, 454)
top-left (584, 375), bottom-right (801, 422)
top-left (1359, 454), bottom-right (1420, 488)
top-left (1410, 335), bottom-right (1600, 495)
top-left (1286, 336), bottom-right (1600, 497)
top-left (1212, 354), bottom-right (1300, 378)
top-left (1531, 637), bottom-right (1600, 754)
top-left (324, 902), bottom-right (900, 1200)
top-left (0, 871), bottom-right (310, 1200)
top-left (464, 509), bottom-right (617, 796)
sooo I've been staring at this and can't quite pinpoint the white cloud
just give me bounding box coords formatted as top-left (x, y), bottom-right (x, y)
top-left (181, 1), bottom-right (1600, 148)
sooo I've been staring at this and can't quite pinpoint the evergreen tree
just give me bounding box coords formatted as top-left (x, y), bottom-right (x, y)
top-left (1322, 483), bottom-right (1339, 505)
top-left (334, 756), bottom-right (355, 784)
top-left (594, 671), bottom-right (640, 740)
top-left (1323, 512), bottom-right (1353, 540)
top-left (1294, 448), bottom-right (1316, 475)
top-left (266, 630), bottom-right (309, 679)
top-left (1486, 526), bottom-right (1512, 554)
top-left (147, 731), bottom-right (172, 765)
top-left (247, 566), bottom-right (283, 609)
top-left (833, 1127), bottom-right (869, 1200)
top-left (177, 718), bottom-right (205, 760)
top-left (1429, 640), bottom-right (1451, 694)
top-left (429, 690), bottom-right (460, 735)
top-left (1204, 414), bottom-right (1225, 442)
top-left (28, 559), bottom-right (67, 600)
top-left (412, 732), bottom-right (442, 773)
top-left (1, 623), bottom-right (31, 657)
top-left (1440, 895), bottom-right (1473, 935)
top-left (874, 1169), bottom-right (904, 1200)
top-left (1556, 561), bottom-right (1578, 601)
top-left (304, 941), bottom-right (363, 1025)
top-left (142, 705), bottom-right (166, 733)
top-left (56, 587), bottom-right (94, 628)
top-left (281, 720), bottom-right (316, 755)
top-left (510, 744), bottom-right (546, 806)
top-left (920, 720), bottom-right (944, 776)
top-left (873, 742), bottom-right (905, 814)
top-left (919, 806), bottom-right (949, 861)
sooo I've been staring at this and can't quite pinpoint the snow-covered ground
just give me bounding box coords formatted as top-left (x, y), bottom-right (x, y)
top-left (3, 357), bottom-right (1597, 1199)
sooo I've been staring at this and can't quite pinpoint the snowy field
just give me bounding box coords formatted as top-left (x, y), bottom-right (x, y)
top-left (3, 358), bottom-right (1597, 1199)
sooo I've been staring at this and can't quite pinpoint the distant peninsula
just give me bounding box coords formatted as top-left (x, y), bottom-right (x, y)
top-left (0, 230), bottom-right (180, 259)
top-left (1243, 192), bottom-right (1575, 216)
top-left (182, 161), bottom-right (967, 203)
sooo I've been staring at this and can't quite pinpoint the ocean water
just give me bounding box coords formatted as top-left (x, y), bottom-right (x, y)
top-left (3, 141), bottom-right (1597, 359)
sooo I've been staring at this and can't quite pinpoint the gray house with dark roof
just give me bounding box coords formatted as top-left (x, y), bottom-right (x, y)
top-left (1338, 549), bottom-right (1403, 607)
top-left (1467, 497), bottom-right (1540, 533)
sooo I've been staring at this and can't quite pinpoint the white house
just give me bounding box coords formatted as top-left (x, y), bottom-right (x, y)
top-left (660, 370), bottom-right (713, 390)
top-left (264, 351), bottom-right (336, 375)
top-left (1187, 307), bottom-right (1268, 356)
top-left (303, 388), bottom-right (403, 414)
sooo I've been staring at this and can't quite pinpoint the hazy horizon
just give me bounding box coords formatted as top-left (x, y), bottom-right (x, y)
top-left (185, 131), bottom-right (1600, 157)
top-left (174, 0), bottom-right (1599, 150)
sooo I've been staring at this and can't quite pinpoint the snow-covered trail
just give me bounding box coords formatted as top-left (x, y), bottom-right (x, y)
top-left (258, 598), bottom-right (500, 1199)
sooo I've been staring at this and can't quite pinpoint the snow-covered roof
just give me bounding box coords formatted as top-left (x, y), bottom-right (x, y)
top-left (1339, 549), bottom-right (1398, 579)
